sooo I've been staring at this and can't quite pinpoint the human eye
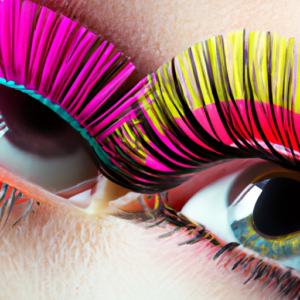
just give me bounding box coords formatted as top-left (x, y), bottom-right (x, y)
top-left (180, 161), bottom-right (300, 265)
top-left (99, 30), bottom-right (300, 298)
top-left (0, 0), bottom-right (140, 233)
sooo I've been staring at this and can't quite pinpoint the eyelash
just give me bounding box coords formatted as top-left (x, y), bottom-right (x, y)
top-left (95, 30), bottom-right (300, 297)
top-left (97, 30), bottom-right (300, 195)
top-left (115, 191), bottom-right (300, 299)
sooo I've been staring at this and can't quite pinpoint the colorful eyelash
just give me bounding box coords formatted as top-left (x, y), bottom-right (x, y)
top-left (0, 0), bottom-right (136, 167)
top-left (1, 1), bottom-right (300, 296)
top-left (0, 0), bottom-right (141, 227)
top-left (2, 2), bottom-right (299, 198)
top-left (0, 182), bottom-right (34, 236)
top-left (93, 30), bottom-right (300, 194)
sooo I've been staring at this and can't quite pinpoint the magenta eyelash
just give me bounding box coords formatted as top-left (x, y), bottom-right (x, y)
top-left (0, 0), bottom-right (137, 159)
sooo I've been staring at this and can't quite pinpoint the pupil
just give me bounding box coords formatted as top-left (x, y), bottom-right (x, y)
top-left (0, 84), bottom-right (85, 157)
top-left (253, 177), bottom-right (300, 237)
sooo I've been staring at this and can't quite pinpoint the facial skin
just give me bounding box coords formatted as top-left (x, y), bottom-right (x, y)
top-left (2, 0), bottom-right (300, 299)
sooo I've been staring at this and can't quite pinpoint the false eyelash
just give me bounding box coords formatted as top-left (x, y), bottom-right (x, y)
top-left (114, 193), bottom-right (300, 299)
top-left (95, 30), bottom-right (300, 194)
top-left (0, 182), bottom-right (35, 236)
top-left (0, 0), bottom-right (137, 175)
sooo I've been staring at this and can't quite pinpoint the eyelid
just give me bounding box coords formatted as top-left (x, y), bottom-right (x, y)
top-left (114, 158), bottom-right (272, 213)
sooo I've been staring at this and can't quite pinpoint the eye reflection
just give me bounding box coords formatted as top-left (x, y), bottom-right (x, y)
top-left (0, 84), bottom-right (99, 198)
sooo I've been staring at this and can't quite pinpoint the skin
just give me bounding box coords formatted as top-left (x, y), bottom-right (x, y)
top-left (2, 0), bottom-right (300, 299)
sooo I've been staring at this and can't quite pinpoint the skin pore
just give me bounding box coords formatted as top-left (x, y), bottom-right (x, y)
top-left (2, 0), bottom-right (300, 299)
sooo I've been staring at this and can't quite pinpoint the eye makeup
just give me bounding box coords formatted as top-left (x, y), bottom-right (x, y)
top-left (115, 159), bottom-right (300, 299)
top-left (3, 1), bottom-right (297, 298)
top-left (101, 30), bottom-right (300, 298)
top-left (0, 0), bottom-right (139, 221)
top-left (181, 162), bottom-right (300, 266)
top-left (96, 30), bottom-right (300, 194)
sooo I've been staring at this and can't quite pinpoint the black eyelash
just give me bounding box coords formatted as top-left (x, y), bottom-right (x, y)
top-left (114, 192), bottom-right (300, 299)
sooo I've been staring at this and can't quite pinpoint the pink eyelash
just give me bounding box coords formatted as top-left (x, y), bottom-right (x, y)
top-left (0, 0), bottom-right (136, 147)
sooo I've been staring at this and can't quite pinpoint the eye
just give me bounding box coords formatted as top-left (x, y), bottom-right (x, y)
top-left (96, 29), bottom-right (300, 296)
top-left (0, 0), bottom-right (138, 232)
top-left (180, 161), bottom-right (300, 271)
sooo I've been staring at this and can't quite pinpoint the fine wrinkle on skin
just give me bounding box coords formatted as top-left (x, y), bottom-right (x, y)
top-left (33, 0), bottom-right (300, 80)
top-left (0, 204), bottom-right (279, 300)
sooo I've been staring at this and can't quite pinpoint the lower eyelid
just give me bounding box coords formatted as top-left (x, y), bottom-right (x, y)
top-left (132, 159), bottom-right (300, 298)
